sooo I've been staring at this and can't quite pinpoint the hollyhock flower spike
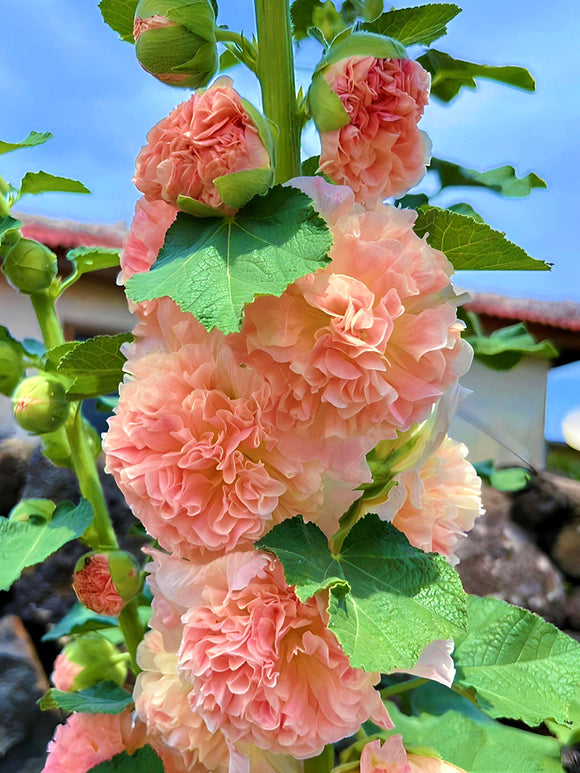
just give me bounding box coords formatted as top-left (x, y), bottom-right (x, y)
top-left (149, 549), bottom-right (392, 758)
top-left (311, 54), bottom-right (431, 204)
top-left (133, 77), bottom-right (273, 214)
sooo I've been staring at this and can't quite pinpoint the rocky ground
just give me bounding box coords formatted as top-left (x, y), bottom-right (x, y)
top-left (1, 434), bottom-right (579, 772)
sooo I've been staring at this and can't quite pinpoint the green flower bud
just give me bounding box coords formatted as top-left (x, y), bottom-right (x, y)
top-left (57, 633), bottom-right (129, 691)
top-left (12, 375), bottom-right (69, 435)
top-left (0, 340), bottom-right (24, 395)
top-left (134, 0), bottom-right (218, 89)
top-left (2, 238), bottom-right (57, 294)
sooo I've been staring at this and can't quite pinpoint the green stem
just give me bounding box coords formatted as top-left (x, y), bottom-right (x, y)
top-left (380, 677), bottom-right (427, 699)
top-left (254, 0), bottom-right (301, 182)
top-left (304, 744), bottom-right (334, 773)
top-left (0, 173), bottom-right (10, 217)
top-left (30, 291), bottom-right (66, 348)
top-left (118, 600), bottom-right (144, 674)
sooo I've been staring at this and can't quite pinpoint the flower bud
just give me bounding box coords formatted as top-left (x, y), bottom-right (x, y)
top-left (2, 238), bottom-right (57, 294)
top-left (73, 551), bottom-right (142, 616)
top-left (12, 375), bottom-right (69, 435)
top-left (0, 340), bottom-right (25, 395)
top-left (134, 0), bottom-right (218, 89)
top-left (51, 633), bottom-right (129, 692)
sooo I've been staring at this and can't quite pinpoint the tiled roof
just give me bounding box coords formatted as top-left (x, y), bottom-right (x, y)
top-left (465, 292), bottom-right (580, 332)
top-left (18, 213), bottom-right (127, 250)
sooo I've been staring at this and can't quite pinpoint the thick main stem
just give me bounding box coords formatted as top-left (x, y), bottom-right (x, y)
top-left (254, 0), bottom-right (301, 183)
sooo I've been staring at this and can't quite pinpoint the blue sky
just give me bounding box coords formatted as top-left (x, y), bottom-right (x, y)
top-left (1, 0), bottom-right (579, 301)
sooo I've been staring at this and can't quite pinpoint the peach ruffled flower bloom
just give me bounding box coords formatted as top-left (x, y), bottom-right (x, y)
top-left (376, 436), bottom-right (483, 564)
top-left (42, 709), bottom-right (190, 773)
top-left (359, 736), bottom-right (466, 772)
top-left (319, 56), bottom-right (431, 204)
top-left (72, 553), bottom-right (126, 616)
top-left (119, 196), bottom-right (177, 283)
top-left (50, 652), bottom-right (83, 692)
top-left (148, 548), bottom-right (392, 758)
top-left (234, 177), bottom-right (470, 450)
top-left (133, 77), bottom-right (270, 211)
top-left (104, 320), bottom-right (329, 559)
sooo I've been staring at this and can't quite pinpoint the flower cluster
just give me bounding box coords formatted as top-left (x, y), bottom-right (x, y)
top-left (45, 65), bottom-right (481, 773)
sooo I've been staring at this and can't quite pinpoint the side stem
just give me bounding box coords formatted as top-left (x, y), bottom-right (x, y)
top-left (254, 0), bottom-right (301, 182)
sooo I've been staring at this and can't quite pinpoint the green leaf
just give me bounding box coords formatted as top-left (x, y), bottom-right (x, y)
top-left (321, 30), bottom-right (406, 66)
top-left (413, 207), bottom-right (550, 271)
top-left (98, 0), bottom-right (139, 43)
top-left (0, 215), bottom-right (22, 242)
top-left (396, 193), bottom-right (429, 210)
top-left (453, 595), bottom-right (580, 726)
top-left (419, 49), bottom-right (535, 102)
top-left (430, 158), bottom-right (547, 198)
top-left (126, 186), bottom-right (332, 335)
top-left (56, 333), bottom-right (132, 400)
top-left (219, 47), bottom-right (242, 71)
top-left (66, 246), bottom-right (120, 275)
top-left (473, 460), bottom-right (530, 492)
top-left (381, 702), bottom-right (564, 773)
top-left (213, 167), bottom-right (273, 210)
top-left (0, 131), bottom-right (52, 156)
top-left (362, 4), bottom-right (461, 46)
top-left (0, 500), bottom-right (93, 591)
top-left (291, 0), bottom-right (324, 40)
top-left (468, 322), bottom-right (557, 370)
top-left (19, 172), bottom-right (90, 196)
top-left (42, 603), bottom-right (118, 642)
top-left (308, 73), bottom-right (351, 132)
top-left (88, 746), bottom-right (164, 773)
top-left (257, 514), bottom-right (466, 673)
top-left (301, 155), bottom-right (321, 176)
top-left (446, 202), bottom-right (483, 221)
top-left (39, 682), bottom-right (133, 714)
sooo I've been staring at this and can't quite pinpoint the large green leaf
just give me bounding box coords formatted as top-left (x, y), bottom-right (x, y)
top-left (0, 500), bottom-right (93, 591)
top-left (98, 0), bottom-right (139, 43)
top-left (42, 603), bottom-right (118, 642)
top-left (19, 172), bottom-right (90, 196)
top-left (89, 746), bottom-right (164, 773)
top-left (467, 322), bottom-right (557, 370)
top-left (380, 702), bottom-right (564, 773)
top-left (55, 333), bottom-right (132, 400)
top-left (419, 49), bottom-right (535, 102)
top-left (453, 595), bottom-right (580, 726)
top-left (0, 131), bottom-right (52, 155)
top-left (38, 682), bottom-right (134, 714)
top-left (257, 514), bottom-right (466, 673)
top-left (413, 207), bottom-right (550, 271)
top-left (126, 186), bottom-right (332, 335)
top-left (66, 246), bottom-right (121, 276)
top-left (362, 4), bottom-right (461, 46)
top-left (430, 158), bottom-right (547, 197)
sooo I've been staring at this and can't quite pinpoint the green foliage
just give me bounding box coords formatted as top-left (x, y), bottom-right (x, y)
top-left (0, 500), bottom-right (93, 591)
top-left (257, 514), bottom-right (466, 673)
top-left (361, 4), bottom-right (461, 46)
top-left (19, 172), bottom-right (91, 197)
top-left (430, 158), bottom-right (547, 197)
top-left (0, 215), bottom-right (22, 242)
top-left (446, 201), bottom-right (483, 221)
top-left (474, 460), bottom-right (531, 492)
top-left (381, 701), bottom-right (564, 773)
top-left (66, 246), bottom-right (120, 275)
top-left (126, 186), bottom-right (332, 335)
top-left (98, 0), bottom-right (139, 43)
top-left (413, 207), bottom-right (550, 271)
top-left (0, 131), bottom-right (52, 155)
top-left (89, 746), bottom-right (165, 773)
top-left (467, 322), bottom-right (557, 370)
top-left (453, 595), bottom-right (580, 726)
top-left (42, 603), bottom-right (118, 641)
top-left (50, 333), bottom-right (132, 400)
top-left (38, 682), bottom-right (133, 714)
top-left (419, 49), bottom-right (535, 102)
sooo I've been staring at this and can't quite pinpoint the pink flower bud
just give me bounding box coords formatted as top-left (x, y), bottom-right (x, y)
top-left (72, 551), bottom-right (141, 616)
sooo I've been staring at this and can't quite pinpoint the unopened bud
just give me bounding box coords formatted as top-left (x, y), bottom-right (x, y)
top-left (0, 341), bottom-right (24, 395)
top-left (134, 0), bottom-right (217, 88)
top-left (2, 238), bottom-right (57, 294)
top-left (51, 633), bottom-right (129, 691)
top-left (73, 551), bottom-right (142, 616)
top-left (12, 375), bottom-right (69, 434)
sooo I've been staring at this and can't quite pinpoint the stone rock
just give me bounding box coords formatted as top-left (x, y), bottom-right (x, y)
top-left (0, 436), bottom-right (36, 516)
top-left (565, 587), bottom-right (580, 631)
top-left (0, 615), bottom-right (55, 760)
top-left (456, 485), bottom-right (567, 625)
top-left (552, 520), bottom-right (580, 579)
